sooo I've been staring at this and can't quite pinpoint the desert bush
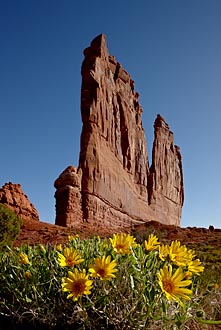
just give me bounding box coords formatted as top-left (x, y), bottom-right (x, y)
top-left (0, 203), bottom-right (22, 249)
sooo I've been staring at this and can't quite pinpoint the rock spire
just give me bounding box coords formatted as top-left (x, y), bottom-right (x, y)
top-left (54, 34), bottom-right (184, 230)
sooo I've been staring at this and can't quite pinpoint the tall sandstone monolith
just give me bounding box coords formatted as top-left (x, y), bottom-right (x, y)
top-left (54, 34), bottom-right (184, 230)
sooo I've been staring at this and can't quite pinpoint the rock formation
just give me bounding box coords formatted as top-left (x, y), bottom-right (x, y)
top-left (54, 34), bottom-right (184, 230)
top-left (0, 182), bottom-right (39, 221)
top-left (54, 166), bottom-right (83, 227)
top-left (148, 115), bottom-right (184, 225)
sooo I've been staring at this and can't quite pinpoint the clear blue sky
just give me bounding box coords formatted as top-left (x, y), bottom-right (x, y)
top-left (1, 0), bottom-right (221, 228)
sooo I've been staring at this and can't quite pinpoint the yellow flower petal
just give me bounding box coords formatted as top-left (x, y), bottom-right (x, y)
top-left (188, 259), bottom-right (204, 274)
top-left (18, 252), bottom-right (29, 265)
top-left (144, 234), bottom-right (160, 251)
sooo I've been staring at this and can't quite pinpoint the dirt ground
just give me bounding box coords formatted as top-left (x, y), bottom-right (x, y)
top-left (13, 217), bottom-right (221, 247)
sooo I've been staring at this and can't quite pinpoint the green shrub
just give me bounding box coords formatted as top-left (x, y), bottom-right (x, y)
top-left (1, 234), bottom-right (217, 329)
top-left (0, 203), bottom-right (22, 249)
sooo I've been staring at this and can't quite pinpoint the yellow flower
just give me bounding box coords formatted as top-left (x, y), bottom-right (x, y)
top-left (24, 271), bottom-right (32, 279)
top-left (109, 233), bottom-right (137, 254)
top-left (18, 252), bottom-right (29, 265)
top-left (62, 269), bottom-right (93, 301)
top-left (157, 264), bottom-right (192, 306)
top-left (39, 244), bottom-right (46, 253)
top-left (183, 270), bottom-right (192, 280)
top-left (168, 241), bottom-right (194, 267)
top-left (188, 259), bottom-right (204, 274)
top-left (214, 283), bottom-right (219, 290)
top-left (144, 234), bottom-right (160, 251)
top-left (57, 247), bottom-right (84, 267)
top-left (89, 255), bottom-right (117, 280)
top-left (159, 244), bottom-right (169, 261)
top-left (187, 248), bottom-right (196, 260)
top-left (68, 234), bottom-right (79, 242)
top-left (56, 244), bottom-right (63, 251)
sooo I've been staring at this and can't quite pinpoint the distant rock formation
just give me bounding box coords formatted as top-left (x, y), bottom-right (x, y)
top-left (54, 34), bottom-right (184, 230)
top-left (54, 166), bottom-right (83, 227)
top-left (0, 182), bottom-right (39, 221)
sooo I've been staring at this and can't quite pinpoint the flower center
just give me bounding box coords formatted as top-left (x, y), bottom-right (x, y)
top-left (66, 257), bottom-right (75, 266)
top-left (72, 280), bottom-right (86, 295)
top-left (97, 268), bottom-right (106, 278)
top-left (116, 243), bottom-right (128, 250)
top-left (163, 280), bottom-right (175, 294)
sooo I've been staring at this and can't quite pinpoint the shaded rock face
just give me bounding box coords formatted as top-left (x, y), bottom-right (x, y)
top-left (0, 182), bottom-right (39, 221)
top-left (54, 34), bottom-right (184, 230)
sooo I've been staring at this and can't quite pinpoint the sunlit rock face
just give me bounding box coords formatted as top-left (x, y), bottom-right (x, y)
top-left (54, 166), bottom-right (83, 227)
top-left (54, 34), bottom-right (184, 230)
top-left (0, 182), bottom-right (39, 221)
top-left (148, 114), bottom-right (184, 226)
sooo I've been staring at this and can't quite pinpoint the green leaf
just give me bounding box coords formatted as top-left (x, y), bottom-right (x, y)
top-left (25, 296), bottom-right (32, 303)
top-left (130, 274), bottom-right (135, 290)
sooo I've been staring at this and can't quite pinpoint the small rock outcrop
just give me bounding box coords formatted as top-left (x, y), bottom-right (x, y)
top-left (0, 182), bottom-right (39, 221)
top-left (54, 34), bottom-right (184, 230)
top-left (54, 166), bottom-right (83, 227)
